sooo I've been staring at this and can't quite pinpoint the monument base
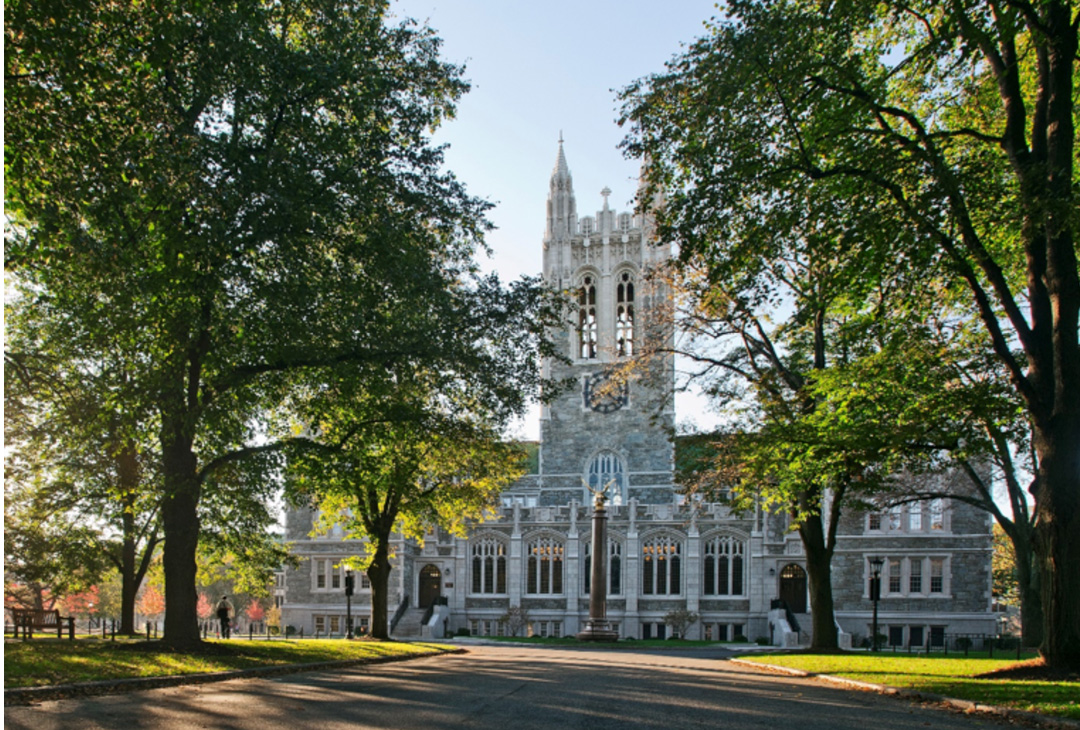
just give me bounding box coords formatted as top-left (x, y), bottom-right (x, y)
top-left (576, 620), bottom-right (619, 642)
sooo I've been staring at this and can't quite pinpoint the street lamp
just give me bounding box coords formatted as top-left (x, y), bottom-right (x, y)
top-left (345, 570), bottom-right (355, 639)
top-left (869, 556), bottom-right (884, 652)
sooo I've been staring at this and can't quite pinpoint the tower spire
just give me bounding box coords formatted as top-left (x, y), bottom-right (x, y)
top-left (546, 134), bottom-right (576, 243)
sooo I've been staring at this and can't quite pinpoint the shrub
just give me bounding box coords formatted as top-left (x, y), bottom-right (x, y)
top-left (732, 634), bottom-right (748, 642)
top-left (455, 627), bottom-right (471, 637)
top-left (499, 606), bottom-right (530, 637)
top-left (755, 636), bottom-right (770, 646)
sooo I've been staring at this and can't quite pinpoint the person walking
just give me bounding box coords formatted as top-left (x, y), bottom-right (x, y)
top-left (216, 596), bottom-right (235, 639)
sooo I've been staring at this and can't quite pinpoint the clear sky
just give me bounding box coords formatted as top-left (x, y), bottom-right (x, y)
top-left (390, 0), bottom-right (723, 438)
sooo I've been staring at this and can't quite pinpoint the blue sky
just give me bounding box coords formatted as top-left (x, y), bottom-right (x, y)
top-left (390, 0), bottom-right (723, 437)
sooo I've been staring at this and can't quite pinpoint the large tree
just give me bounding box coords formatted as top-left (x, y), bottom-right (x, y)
top-left (6, 0), bottom-right (518, 649)
top-left (5, 321), bottom-right (163, 634)
top-left (623, 0), bottom-right (1078, 669)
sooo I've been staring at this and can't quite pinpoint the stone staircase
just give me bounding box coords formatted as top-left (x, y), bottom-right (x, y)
top-left (392, 607), bottom-right (428, 639)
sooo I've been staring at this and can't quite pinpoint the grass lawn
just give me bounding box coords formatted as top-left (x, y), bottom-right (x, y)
top-left (4, 637), bottom-right (452, 689)
top-left (736, 652), bottom-right (1079, 720)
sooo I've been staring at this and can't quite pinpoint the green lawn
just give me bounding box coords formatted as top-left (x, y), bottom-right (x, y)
top-left (4, 637), bottom-right (452, 689)
top-left (736, 653), bottom-right (1079, 720)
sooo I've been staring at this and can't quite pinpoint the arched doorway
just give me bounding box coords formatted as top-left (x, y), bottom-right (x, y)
top-left (418, 564), bottom-right (441, 609)
top-left (779, 563), bottom-right (808, 613)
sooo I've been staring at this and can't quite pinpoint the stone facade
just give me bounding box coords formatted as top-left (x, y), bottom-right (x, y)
top-left (280, 141), bottom-right (997, 646)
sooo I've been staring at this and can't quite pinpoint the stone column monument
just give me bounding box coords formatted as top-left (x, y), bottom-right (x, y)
top-left (576, 495), bottom-right (619, 642)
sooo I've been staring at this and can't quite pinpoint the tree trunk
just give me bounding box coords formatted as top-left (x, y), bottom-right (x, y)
top-left (117, 445), bottom-right (141, 635)
top-left (367, 536), bottom-right (393, 640)
top-left (799, 514), bottom-right (838, 649)
top-left (1034, 421), bottom-right (1080, 669)
top-left (120, 507), bottom-right (139, 634)
top-left (160, 431), bottom-right (203, 649)
top-left (1009, 526), bottom-right (1043, 648)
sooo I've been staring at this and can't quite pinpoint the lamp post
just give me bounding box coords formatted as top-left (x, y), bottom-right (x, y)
top-left (869, 556), bottom-right (884, 652)
top-left (345, 570), bottom-right (355, 639)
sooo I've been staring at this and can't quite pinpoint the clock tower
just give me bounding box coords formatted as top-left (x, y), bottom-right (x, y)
top-left (538, 138), bottom-right (675, 507)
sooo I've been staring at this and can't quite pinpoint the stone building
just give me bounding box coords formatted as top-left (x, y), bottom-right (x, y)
top-left (280, 141), bottom-right (997, 647)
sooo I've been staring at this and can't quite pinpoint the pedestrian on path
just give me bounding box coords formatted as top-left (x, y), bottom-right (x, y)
top-left (216, 596), bottom-right (235, 639)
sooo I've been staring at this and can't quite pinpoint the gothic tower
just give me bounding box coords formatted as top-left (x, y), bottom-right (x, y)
top-left (538, 138), bottom-right (675, 507)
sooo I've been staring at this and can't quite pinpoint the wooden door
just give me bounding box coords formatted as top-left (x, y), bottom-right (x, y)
top-left (419, 565), bottom-right (441, 608)
top-left (779, 563), bottom-right (807, 613)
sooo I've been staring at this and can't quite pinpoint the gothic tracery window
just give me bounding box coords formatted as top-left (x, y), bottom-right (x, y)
top-left (471, 537), bottom-right (507, 594)
top-left (526, 537), bottom-right (564, 594)
top-left (703, 536), bottom-right (745, 596)
top-left (616, 271), bottom-right (635, 357)
top-left (584, 539), bottom-right (622, 596)
top-left (641, 536), bottom-right (681, 595)
top-left (586, 450), bottom-right (625, 505)
top-left (578, 275), bottom-right (597, 359)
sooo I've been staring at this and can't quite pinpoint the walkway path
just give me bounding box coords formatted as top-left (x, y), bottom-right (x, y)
top-left (5, 643), bottom-right (1018, 730)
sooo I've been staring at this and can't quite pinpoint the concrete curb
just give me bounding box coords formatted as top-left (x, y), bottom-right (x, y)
top-left (728, 658), bottom-right (1080, 730)
top-left (5, 647), bottom-right (467, 707)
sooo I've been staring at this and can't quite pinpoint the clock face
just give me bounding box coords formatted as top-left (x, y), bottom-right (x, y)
top-left (583, 373), bottom-right (628, 413)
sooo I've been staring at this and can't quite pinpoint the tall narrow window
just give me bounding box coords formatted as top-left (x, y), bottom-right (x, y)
top-left (616, 271), bottom-right (635, 357)
top-left (909, 502), bottom-right (923, 531)
top-left (888, 558), bottom-right (902, 593)
top-left (703, 536), bottom-right (746, 596)
top-left (929, 499), bottom-right (945, 530)
top-left (578, 275), bottom-right (597, 359)
top-left (642, 536), bottom-right (681, 595)
top-left (909, 558), bottom-right (923, 593)
top-left (930, 558), bottom-right (944, 593)
top-left (888, 505), bottom-right (903, 531)
top-left (526, 537), bottom-right (564, 595)
top-left (583, 540), bottom-right (623, 595)
top-left (471, 538), bottom-right (506, 594)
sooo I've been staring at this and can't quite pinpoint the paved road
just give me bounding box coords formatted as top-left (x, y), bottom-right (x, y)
top-left (6, 643), bottom-right (1016, 729)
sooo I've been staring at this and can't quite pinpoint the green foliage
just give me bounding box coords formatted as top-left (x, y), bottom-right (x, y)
top-left (4, 478), bottom-right (109, 608)
top-left (623, 0), bottom-right (1078, 667)
top-left (993, 523), bottom-right (1020, 607)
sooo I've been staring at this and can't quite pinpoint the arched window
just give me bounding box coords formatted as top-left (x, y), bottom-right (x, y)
top-left (526, 536), bottom-right (564, 594)
top-left (471, 537), bottom-right (506, 594)
top-left (641, 536), bottom-right (681, 595)
top-left (703, 536), bottom-right (745, 596)
top-left (578, 275), bottom-right (597, 359)
top-left (616, 271), bottom-right (635, 357)
top-left (583, 539), bottom-right (622, 596)
top-left (586, 450), bottom-right (625, 505)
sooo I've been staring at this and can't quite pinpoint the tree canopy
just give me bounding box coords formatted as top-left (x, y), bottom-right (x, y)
top-left (6, 0), bottom-right (553, 648)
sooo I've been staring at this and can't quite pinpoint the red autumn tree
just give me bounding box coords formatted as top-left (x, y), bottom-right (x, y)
top-left (60, 586), bottom-right (100, 616)
top-left (137, 585), bottom-right (165, 618)
top-left (196, 593), bottom-right (213, 620)
top-left (245, 600), bottom-right (265, 622)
